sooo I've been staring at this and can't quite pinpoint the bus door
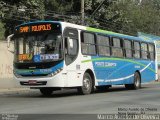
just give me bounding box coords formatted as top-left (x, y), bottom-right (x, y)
top-left (63, 28), bottom-right (80, 86)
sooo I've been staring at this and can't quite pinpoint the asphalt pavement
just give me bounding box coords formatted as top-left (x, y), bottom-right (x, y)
top-left (0, 82), bottom-right (160, 120)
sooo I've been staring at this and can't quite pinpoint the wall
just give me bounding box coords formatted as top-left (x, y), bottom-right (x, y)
top-left (0, 41), bottom-right (19, 88)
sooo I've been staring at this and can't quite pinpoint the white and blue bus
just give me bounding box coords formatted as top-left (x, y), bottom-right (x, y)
top-left (8, 21), bottom-right (158, 95)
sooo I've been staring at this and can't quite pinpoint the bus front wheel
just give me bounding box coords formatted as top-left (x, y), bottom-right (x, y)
top-left (78, 73), bottom-right (93, 95)
top-left (125, 72), bottom-right (141, 90)
top-left (40, 88), bottom-right (53, 96)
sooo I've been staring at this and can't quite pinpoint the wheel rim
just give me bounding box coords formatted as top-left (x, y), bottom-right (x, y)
top-left (135, 73), bottom-right (140, 88)
top-left (83, 77), bottom-right (91, 91)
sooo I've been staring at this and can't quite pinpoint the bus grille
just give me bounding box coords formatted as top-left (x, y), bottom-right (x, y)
top-left (20, 81), bottom-right (47, 86)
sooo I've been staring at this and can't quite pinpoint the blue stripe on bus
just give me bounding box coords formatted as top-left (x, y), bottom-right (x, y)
top-left (15, 61), bottom-right (64, 75)
top-left (82, 57), bottom-right (156, 85)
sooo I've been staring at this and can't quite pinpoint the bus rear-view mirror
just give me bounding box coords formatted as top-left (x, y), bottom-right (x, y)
top-left (6, 34), bottom-right (14, 54)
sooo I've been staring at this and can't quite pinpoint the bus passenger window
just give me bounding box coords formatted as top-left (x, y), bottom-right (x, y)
top-left (133, 42), bottom-right (140, 59)
top-left (148, 44), bottom-right (155, 60)
top-left (112, 38), bottom-right (123, 57)
top-left (81, 32), bottom-right (96, 55)
top-left (141, 43), bottom-right (148, 59)
top-left (124, 40), bottom-right (132, 58)
top-left (97, 35), bottom-right (110, 56)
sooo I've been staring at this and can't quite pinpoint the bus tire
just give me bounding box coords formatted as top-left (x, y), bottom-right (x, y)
top-left (40, 88), bottom-right (53, 96)
top-left (78, 73), bottom-right (93, 95)
top-left (125, 72), bottom-right (141, 90)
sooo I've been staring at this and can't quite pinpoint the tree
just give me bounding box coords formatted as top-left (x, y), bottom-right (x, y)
top-left (115, 0), bottom-right (160, 35)
top-left (0, 0), bottom-right (160, 38)
top-left (0, 0), bottom-right (45, 37)
top-left (90, 0), bottom-right (160, 36)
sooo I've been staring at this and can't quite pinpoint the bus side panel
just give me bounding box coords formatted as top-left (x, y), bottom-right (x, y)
top-left (140, 60), bottom-right (156, 83)
top-left (90, 56), bottom-right (156, 86)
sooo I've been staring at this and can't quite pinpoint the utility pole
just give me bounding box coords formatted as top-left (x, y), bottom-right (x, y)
top-left (81, 0), bottom-right (84, 25)
top-left (137, 0), bottom-right (142, 5)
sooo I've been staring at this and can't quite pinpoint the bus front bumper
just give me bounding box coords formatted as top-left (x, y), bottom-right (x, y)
top-left (14, 73), bottom-right (67, 88)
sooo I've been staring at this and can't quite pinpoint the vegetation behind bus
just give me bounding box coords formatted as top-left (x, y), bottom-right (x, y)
top-left (0, 21), bottom-right (5, 40)
top-left (0, 0), bottom-right (160, 38)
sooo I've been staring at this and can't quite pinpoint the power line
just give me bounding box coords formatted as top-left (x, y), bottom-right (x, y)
top-left (90, 0), bottom-right (107, 18)
top-left (0, 1), bottom-right (141, 36)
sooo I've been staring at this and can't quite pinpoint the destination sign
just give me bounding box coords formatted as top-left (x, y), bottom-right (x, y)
top-left (18, 54), bottom-right (33, 61)
top-left (15, 22), bottom-right (61, 34)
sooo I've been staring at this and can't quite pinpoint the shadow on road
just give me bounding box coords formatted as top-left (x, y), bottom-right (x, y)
top-left (0, 84), bottom-right (156, 98)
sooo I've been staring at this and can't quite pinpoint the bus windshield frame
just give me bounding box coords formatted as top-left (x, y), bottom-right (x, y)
top-left (13, 22), bottom-right (63, 64)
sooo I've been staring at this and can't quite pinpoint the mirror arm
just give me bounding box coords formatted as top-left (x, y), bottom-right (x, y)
top-left (6, 34), bottom-right (14, 54)
top-left (7, 34), bottom-right (14, 48)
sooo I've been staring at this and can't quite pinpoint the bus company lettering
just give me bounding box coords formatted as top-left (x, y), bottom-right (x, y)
top-left (95, 62), bottom-right (117, 67)
top-left (32, 24), bottom-right (51, 32)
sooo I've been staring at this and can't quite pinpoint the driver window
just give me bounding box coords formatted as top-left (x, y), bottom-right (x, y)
top-left (64, 28), bottom-right (78, 65)
top-left (67, 37), bottom-right (78, 55)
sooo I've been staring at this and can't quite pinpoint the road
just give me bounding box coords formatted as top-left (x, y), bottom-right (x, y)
top-left (0, 83), bottom-right (160, 120)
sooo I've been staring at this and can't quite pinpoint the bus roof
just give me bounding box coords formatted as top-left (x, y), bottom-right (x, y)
top-left (15, 20), bottom-right (154, 43)
top-left (15, 20), bottom-right (60, 28)
top-left (86, 27), bottom-right (142, 41)
top-left (62, 21), bottom-right (153, 43)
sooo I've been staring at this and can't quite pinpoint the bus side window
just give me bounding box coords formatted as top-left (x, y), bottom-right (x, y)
top-left (97, 35), bottom-right (110, 56)
top-left (124, 39), bottom-right (132, 58)
top-left (133, 41), bottom-right (141, 59)
top-left (111, 37), bottom-right (123, 57)
top-left (81, 32), bottom-right (96, 55)
top-left (148, 44), bottom-right (155, 60)
top-left (141, 43), bottom-right (148, 59)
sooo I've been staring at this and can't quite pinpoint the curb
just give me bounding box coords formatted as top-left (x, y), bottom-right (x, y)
top-left (0, 88), bottom-right (30, 94)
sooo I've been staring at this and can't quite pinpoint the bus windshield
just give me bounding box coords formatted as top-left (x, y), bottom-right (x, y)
top-left (14, 33), bottom-right (63, 63)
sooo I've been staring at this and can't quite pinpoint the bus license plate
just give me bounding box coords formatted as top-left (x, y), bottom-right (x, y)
top-left (28, 80), bottom-right (37, 84)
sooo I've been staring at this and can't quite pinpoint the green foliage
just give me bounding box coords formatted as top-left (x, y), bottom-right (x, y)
top-left (0, 0), bottom-right (160, 37)
top-left (116, 0), bottom-right (160, 35)
top-left (0, 21), bottom-right (5, 40)
top-left (91, 0), bottom-right (160, 36)
top-left (44, 0), bottom-right (75, 13)
top-left (0, 0), bottom-right (45, 37)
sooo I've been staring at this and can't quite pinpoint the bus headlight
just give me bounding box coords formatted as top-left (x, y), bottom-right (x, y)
top-left (47, 68), bottom-right (63, 77)
top-left (13, 71), bottom-right (22, 78)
